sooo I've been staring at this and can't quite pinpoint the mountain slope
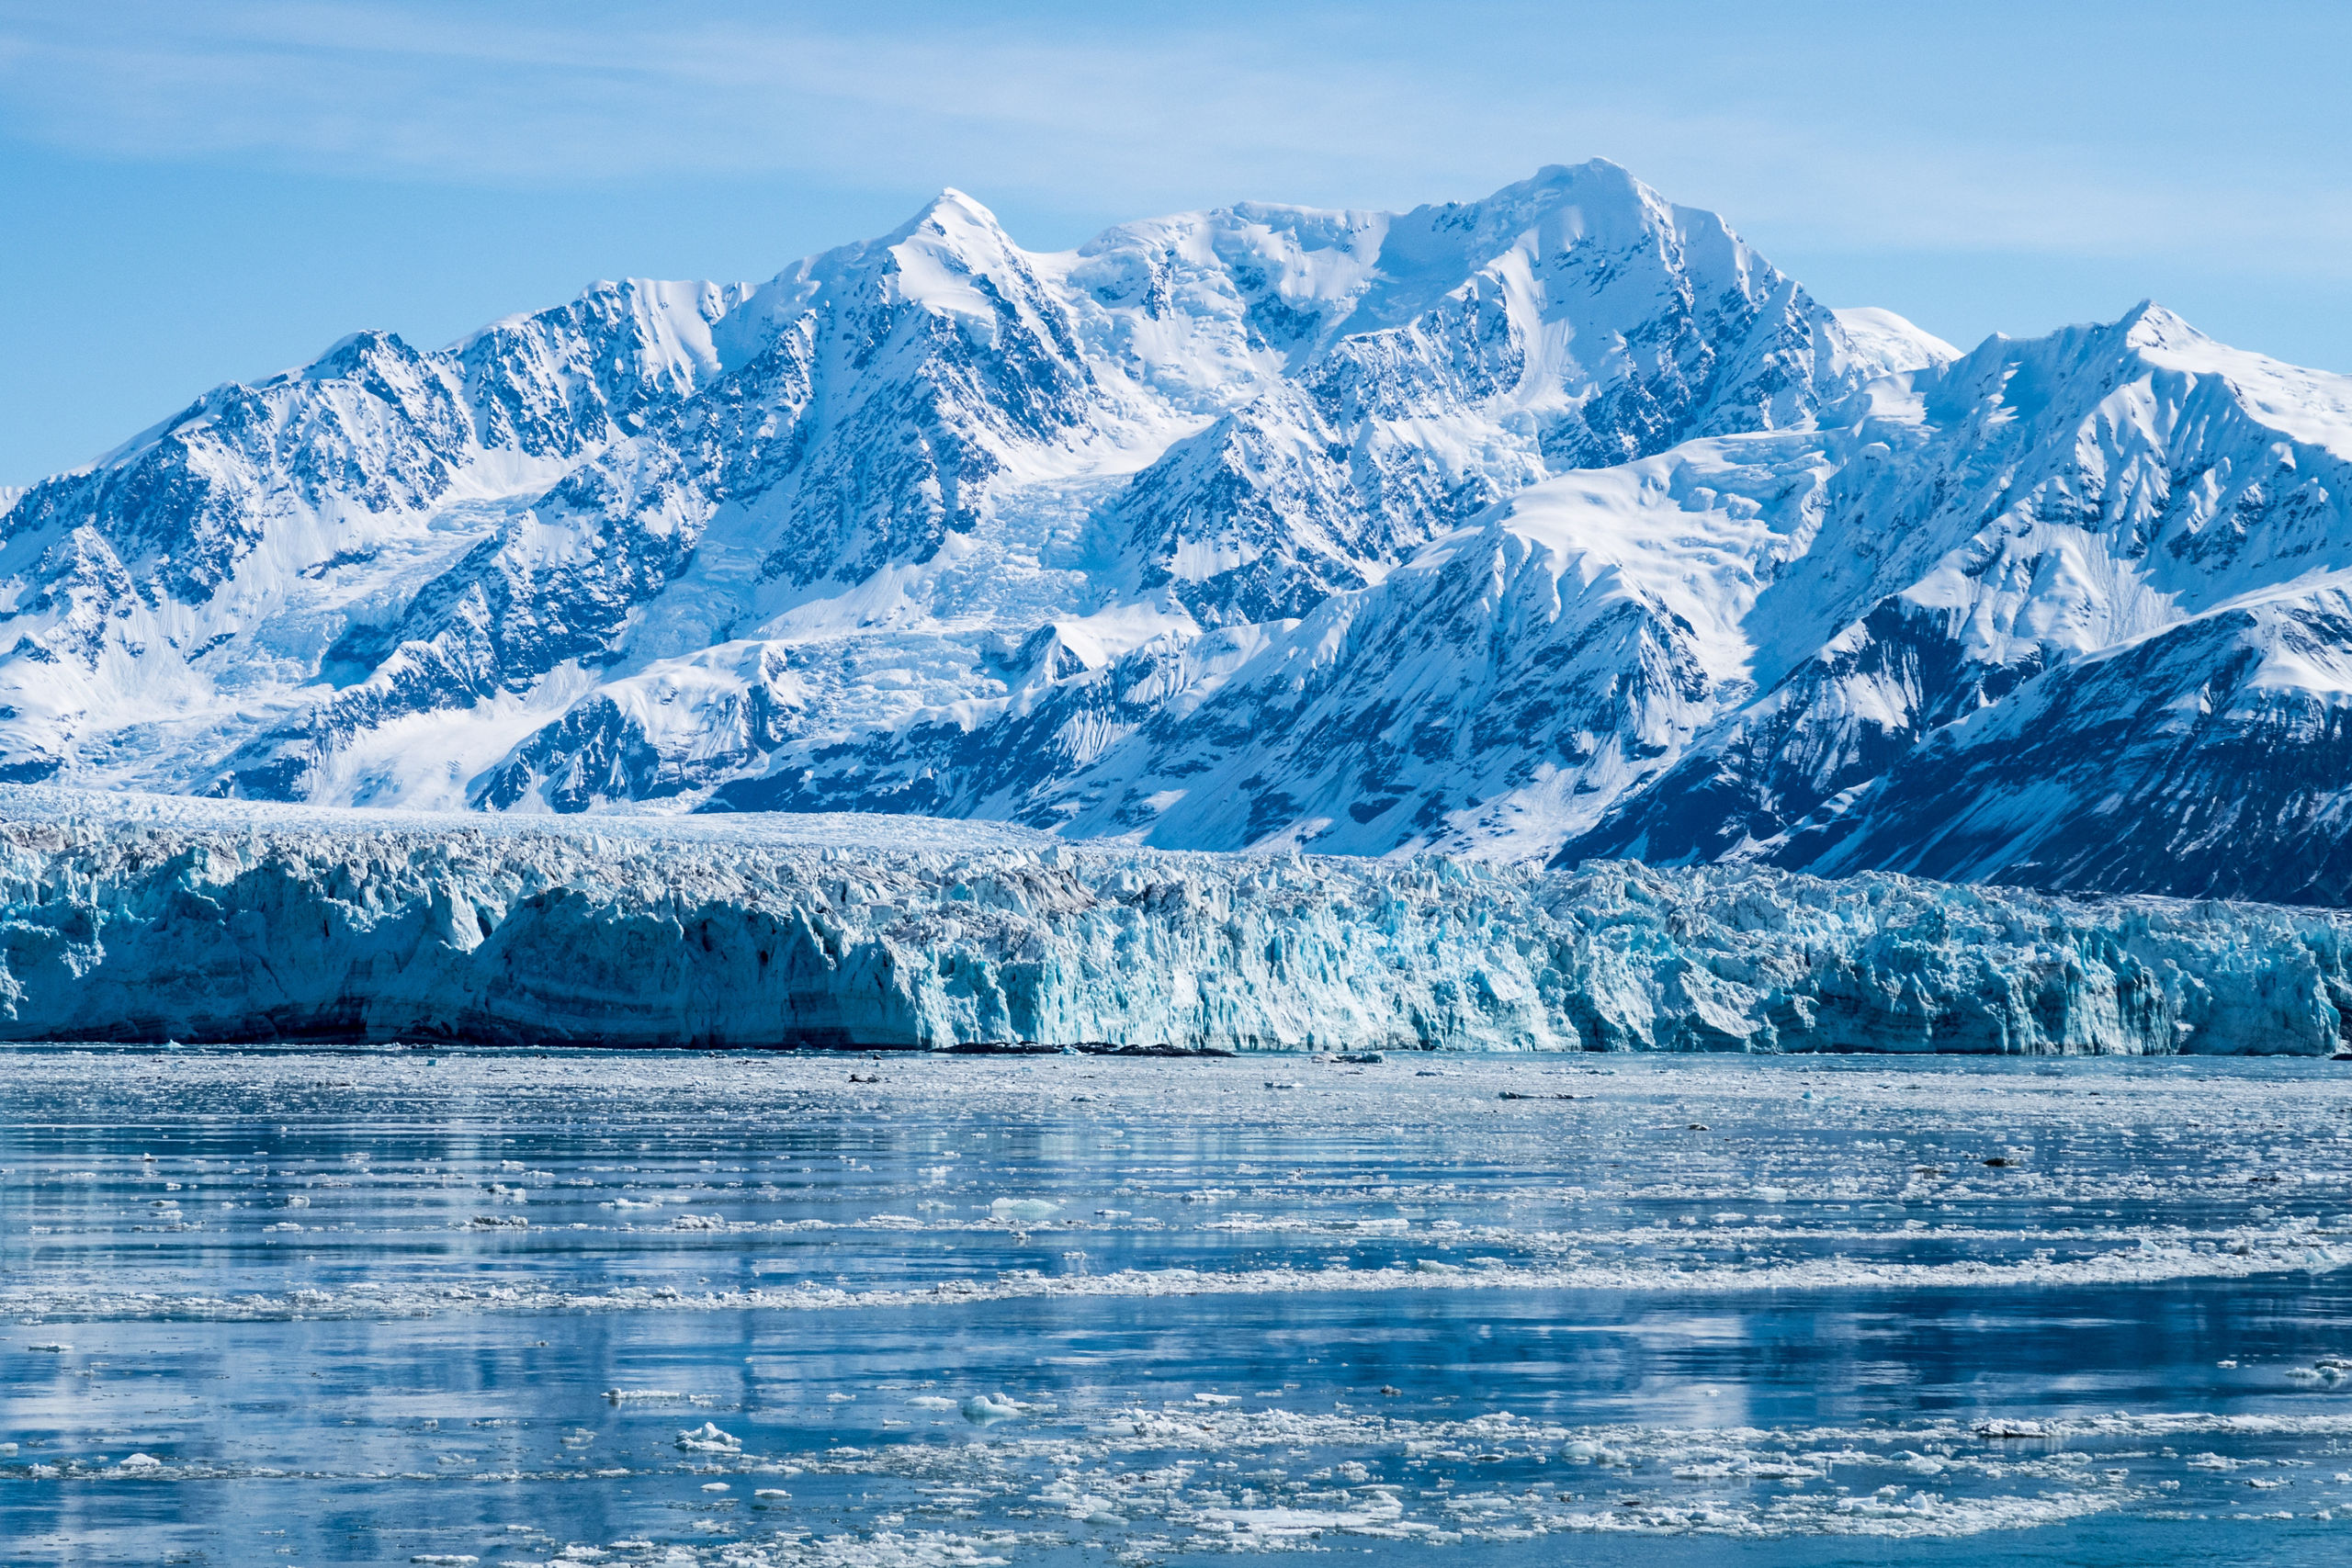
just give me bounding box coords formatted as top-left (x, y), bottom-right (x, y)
top-left (1558, 304), bottom-right (2352, 888)
top-left (1759, 576), bottom-right (2352, 903)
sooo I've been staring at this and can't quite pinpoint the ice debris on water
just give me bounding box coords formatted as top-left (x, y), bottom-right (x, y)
top-left (14, 1044), bottom-right (2352, 1559)
top-left (8, 784), bottom-right (2352, 1052)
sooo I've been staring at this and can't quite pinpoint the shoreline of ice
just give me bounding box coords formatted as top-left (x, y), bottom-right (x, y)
top-left (5, 784), bottom-right (2352, 1053)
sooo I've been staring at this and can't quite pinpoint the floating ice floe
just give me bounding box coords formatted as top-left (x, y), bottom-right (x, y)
top-left (963, 1393), bottom-right (1025, 1425)
top-left (675, 1423), bottom-right (741, 1453)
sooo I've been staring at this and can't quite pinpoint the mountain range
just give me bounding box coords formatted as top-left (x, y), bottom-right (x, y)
top-left (7, 160), bottom-right (2352, 906)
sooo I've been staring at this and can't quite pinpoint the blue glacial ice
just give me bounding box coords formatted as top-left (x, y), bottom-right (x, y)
top-left (2, 785), bottom-right (2350, 1053)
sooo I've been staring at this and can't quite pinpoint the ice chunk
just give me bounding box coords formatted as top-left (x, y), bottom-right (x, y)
top-left (963, 1393), bottom-right (1024, 1424)
top-left (676, 1422), bottom-right (741, 1452)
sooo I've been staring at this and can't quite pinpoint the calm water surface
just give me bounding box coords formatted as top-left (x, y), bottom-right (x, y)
top-left (5, 1047), bottom-right (2352, 1567)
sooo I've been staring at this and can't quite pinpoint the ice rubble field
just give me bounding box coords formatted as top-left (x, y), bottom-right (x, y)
top-left (6, 1047), bottom-right (2352, 1566)
top-left (6, 785), bottom-right (2352, 1054)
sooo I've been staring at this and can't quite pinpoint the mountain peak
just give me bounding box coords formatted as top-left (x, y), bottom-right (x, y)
top-left (1455, 157), bottom-right (1665, 234)
top-left (2119, 299), bottom-right (2203, 352)
top-left (300, 328), bottom-right (424, 384)
top-left (867, 186), bottom-right (1046, 327)
top-left (889, 186), bottom-right (1011, 243)
top-left (1521, 157), bottom-right (1644, 196)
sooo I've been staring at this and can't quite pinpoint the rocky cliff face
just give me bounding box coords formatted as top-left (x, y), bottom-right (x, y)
top-left (2, 786), bottom-right (2346, 1054)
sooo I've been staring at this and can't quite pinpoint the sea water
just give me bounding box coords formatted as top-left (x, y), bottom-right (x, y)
top-left (5, 1046), bottom-right (2351, 1567)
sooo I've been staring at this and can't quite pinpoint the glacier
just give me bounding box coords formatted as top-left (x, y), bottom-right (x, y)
top-left (4, 785), bottom-right (2348, 1054)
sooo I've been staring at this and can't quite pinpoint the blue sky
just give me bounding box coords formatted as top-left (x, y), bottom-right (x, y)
top-left (3, 0), bottom-right (2348, 487)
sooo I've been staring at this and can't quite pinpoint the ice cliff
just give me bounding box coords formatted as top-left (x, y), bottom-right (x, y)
top-left (3, 787), bottom-right (2346, 1054)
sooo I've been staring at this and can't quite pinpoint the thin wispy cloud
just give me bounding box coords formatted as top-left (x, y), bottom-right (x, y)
top-left (4, 1), bottom-right (2347, 485)
top-left (4, 0), bottom-right (2346, 274)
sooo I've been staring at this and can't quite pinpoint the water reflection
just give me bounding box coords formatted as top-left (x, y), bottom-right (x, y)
top-left (5, 1046), bottom-right (2352, 1565)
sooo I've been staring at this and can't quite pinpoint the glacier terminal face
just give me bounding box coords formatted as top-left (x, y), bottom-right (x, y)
top-left (1, 787), bottom-right (2346, 1054)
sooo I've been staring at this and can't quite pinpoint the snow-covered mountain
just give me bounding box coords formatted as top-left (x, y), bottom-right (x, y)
top-left (1561, 304), bottom-right (2352, 902)
top-left (10, 161), bottom-right (2352, 906)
